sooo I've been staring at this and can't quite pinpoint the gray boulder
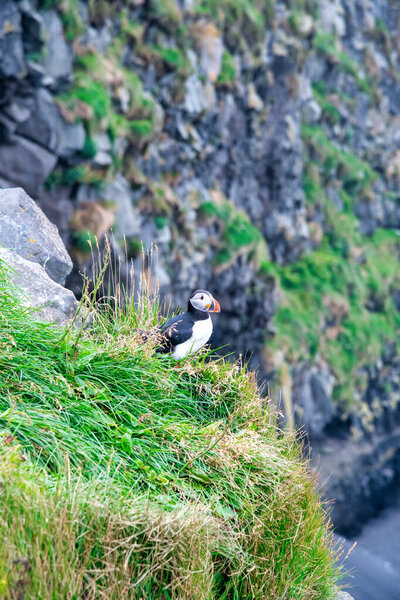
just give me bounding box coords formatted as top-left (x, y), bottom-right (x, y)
top-left (104, 175), bottom-right (141, 238)
top-left (0, 0), bottom-right (25, 79)
top-left (292, 363), bottom-right (335, 438)
top-left (0, 248), bottom-right (78, 326)
top-left (41, 10), bottom-right (73, 88)
top-left (0, 135), bottom-right (57, 196)
top-left (0, 187), bottom-right (72, 284)
top-left (17, 89), bottom-right (85, 158)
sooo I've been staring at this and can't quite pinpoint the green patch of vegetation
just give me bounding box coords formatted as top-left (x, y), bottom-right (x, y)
top-left (59, 79), bottom-right (110, 126)
top-left (262, 207), bottom-right (400, 408)
top-left (45, 165), bottom-right (105, 189)
top-left (127, 119), bottom-right (155, 139)
top-left (81, 136), bottom-right (98, 159)
top-left (154, 215), bottom-right (169, 229)
top-left (302, 123), bottom-right (377, 195)
top-left (225, 213), bottom-right (262, 249)
top-left (312, 83), bottom-right (341, 125)
top-left (287, 0), bottom-right (319, 18)
top-left (371, 17), bottom-right (391, 57)
top-left (216, 51), bottom-right (236, 86)
top-left (0, 260), bottom-right (339, 599)
top-left (125, 236), bottom-right (143, 259)
top-left (59, 0), bottom-right (84, 41)
top-left (195, 0), bottom-right (274, 44)
top-left (151, 44), bottom-right (189, 73)
top-left (38, 0), bottom-right (84, 41)
top-left (119, 11), bottom-right (144, 43)
top-left (71, 229), bottom-right (98, 253)
top-left (263, 123), bottom-right (400, 408)
top-left (58, 49), bottom-right (156, 145)
top-left (199, 198), bottom-right (265, 268)
top-left (37, 0), bottom-right (61, 8)
top-left (313, 30), bottom-right (373, 96)
top-left (147, 0), bottom-right (183, 32)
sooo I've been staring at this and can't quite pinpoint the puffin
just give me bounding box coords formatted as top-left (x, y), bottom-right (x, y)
top-left (157, 289), bottom-right (221, 359)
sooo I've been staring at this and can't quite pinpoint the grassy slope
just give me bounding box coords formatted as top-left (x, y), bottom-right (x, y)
top-left (0, 260), bottom-right (338, 599)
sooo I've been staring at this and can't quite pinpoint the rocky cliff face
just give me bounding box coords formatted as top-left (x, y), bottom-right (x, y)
top-left (1, 0), bottom-right (400, 532)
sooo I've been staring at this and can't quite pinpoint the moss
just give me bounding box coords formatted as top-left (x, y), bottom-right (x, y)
top-left (151, 45), bottom-right (188, 72)
top-left (216, 51), bottom-right (236, 86)
top-left (312, 83), bottom-right (341, 125)
top-left (59, 79), bottom-right (110, 124)
top-left (125, 237), bottom-right (143, 258)
top-left (37, 0), bottom-right (61, 8)
top-left (59, 0), bottom-right (84, 41)
top-left (128, 119), bottom-right (155, 139)
top-left (119, 11), bottom-right (143, 43)
top-left (81, 136), bottom-right (98, 159)
top-left (313, 30), bottom-right (373, 96)
top-left (288, 0), bottom-right (318, 17)
top-left (45, 165), bottom-right (105, 189)
top-left (147, 0), bottom-right (183, 32)
top-left (71, 229), bottom-right (97, 253)
top-left (225, 214), bottom-right (262, 249)
top-left (199, 200), bottom-right (232, 222)
top-left (266, 208), bottom-right (400, 408)
top-left (195, 0), bottom-right (274, 43)
top-left (302, 124), bottom-right (377, 194)
top-left (199, 198), bottom-right (265, 268)
top-left (155, 215), bottom-right (169, 229)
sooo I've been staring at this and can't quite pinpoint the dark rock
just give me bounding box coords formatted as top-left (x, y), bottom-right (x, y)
top-left (0, 187), bottom-right (72, 284)
top-left (17, 88), bottom-right (85, 157)
top-left (0, 135), bottom-right (57, 195)
top-left (40, 10), bottom-right (73, 90)
top-left (3, 94), bottom-right (34, 123)
top-left (20, 0), bottom-right (44, 55)
top-left (292, 363), bottom-right (335, 438)
top-left (104, 175), bottom-right (141, 239)
top-left (0, 0), bottom-right (25, 79)
top-left (39, 185), bottom-right (74, 246)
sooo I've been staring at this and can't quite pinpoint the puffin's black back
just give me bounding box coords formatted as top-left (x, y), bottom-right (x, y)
top-left (156, 312), bottom-right (195, 354)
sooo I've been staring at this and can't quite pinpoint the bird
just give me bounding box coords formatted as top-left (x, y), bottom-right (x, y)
top-left (156, 289), bottom-right (221, 359)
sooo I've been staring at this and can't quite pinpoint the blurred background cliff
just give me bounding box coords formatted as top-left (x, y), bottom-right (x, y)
top-left (1, 0), bottom-right (400, 592)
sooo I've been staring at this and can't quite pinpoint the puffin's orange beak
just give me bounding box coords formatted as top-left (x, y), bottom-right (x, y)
top-left (210, 298), bottom-right (221, 313)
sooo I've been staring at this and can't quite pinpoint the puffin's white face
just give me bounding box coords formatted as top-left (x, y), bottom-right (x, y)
top-left (189, 290), bottom-right (221, 313)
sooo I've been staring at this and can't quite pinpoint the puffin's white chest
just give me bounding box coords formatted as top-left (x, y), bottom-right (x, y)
top-left (171, 317), bottom-right (213, 360)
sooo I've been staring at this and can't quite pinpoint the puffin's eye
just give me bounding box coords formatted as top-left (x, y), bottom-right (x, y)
top-left (200, 296), bottom-right (204, 300)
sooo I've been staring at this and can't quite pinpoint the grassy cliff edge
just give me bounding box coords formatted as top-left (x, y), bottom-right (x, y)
top-left (0, 259), bottom-right (339, 599)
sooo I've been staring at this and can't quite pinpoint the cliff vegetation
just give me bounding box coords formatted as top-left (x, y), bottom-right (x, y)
top-left (0, 256), bottom-right (339, 599)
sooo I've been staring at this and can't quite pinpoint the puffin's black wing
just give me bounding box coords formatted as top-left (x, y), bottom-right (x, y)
top-left (156, 313), bottom-right (193, 354)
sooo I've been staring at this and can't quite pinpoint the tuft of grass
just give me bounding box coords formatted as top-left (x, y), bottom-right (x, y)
top-left (195, 0), bottom-right (274, 46)
top-left (302, 123), bottom-right (377, 195)
top-left (313, 30), bottom-right (373, 96)
top-left (198, 197), bottom-right (265, 269)
top-left (312, 83), bottom-right (341, 125)
top-left (0, 254), bottom-right (340, 599)
top-left (216, 51), bottom-right (236, 86)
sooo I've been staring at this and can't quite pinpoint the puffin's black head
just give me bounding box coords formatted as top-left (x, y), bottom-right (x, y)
top-left (188, 289), bottom-right (221, 313)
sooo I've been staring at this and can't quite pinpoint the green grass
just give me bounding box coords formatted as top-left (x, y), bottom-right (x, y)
top-left (312, 83), bottom-right (341, 125)
top-left (0, 256), bottom-right (339, 599)
top-left (216, 51), bottom-right (236, 86)
top-left (198, 198), bottom-right (265, 268)
top-left (195, 0), bottom-right (274, 45)
top-left (313, 30), bottom-right (373, 96)
top-left (261, 212), bottom-right (400, 408)
top-left (302, 124), bottom-right (377, 195)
